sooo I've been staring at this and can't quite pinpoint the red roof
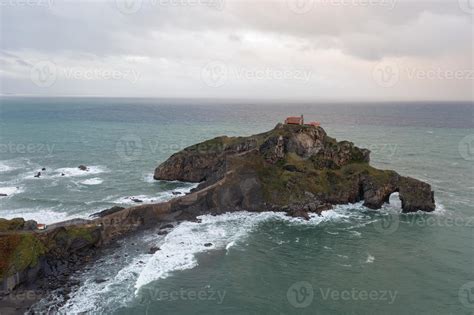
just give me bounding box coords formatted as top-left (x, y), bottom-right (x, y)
top-left (285, 116), bottom-right (303, 125)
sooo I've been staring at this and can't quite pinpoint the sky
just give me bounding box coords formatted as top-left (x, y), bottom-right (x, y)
top-left (0, 0), bottom-right (473, 101)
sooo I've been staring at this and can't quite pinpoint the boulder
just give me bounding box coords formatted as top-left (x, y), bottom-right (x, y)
top-left (78, 165), bottom-right (88, 171)
top-left (148, 246), bottom-right (160, 254)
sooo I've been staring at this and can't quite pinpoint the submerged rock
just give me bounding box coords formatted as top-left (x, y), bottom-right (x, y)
top-left (34, 172), bottom-right (41, 178)
top-left (78, 165), bottom-right (88, 171)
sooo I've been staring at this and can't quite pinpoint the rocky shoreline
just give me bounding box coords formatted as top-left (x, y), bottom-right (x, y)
top-left (0, 123), bottom-right (436, 312)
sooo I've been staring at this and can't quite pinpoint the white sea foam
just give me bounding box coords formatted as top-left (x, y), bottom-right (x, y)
top-left (134, 209), bottom-right (345, 292)
top-left (80, 178), bottom-right (104, 185)
top-left (0, 162), bottom-right (14, 172)
top-left (113, 194), bottom-right (171, 205)
top-left (366, 254), bottom-right (375, 263)
top-left (0, 186), bottom-right (24, 196)
top-left (54, 165), bottom-right (107, 177)
top-left (0, 208), bottom-right (69, 224)
top-left (113, 183), bottom-right (199, 205)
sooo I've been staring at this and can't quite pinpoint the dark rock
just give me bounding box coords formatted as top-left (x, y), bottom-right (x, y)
top-left (34, 172), bottom-right (41, 178)
top-left (94, 278), bottom-right (107, 284)
top-left (90, 206), bottom-right (125, 218)
top-left (23, 220), bottom-right (38, 230)
top-left (131, 198), bottom-right (143, 203)
top-left (283, 164), bottom-right (300, 172)
top-left (0, 193), bottom-right (7, 197)
top-left (204, 243), bottom-right (213, 247)
top-left (172, 191), bottom-right (182, 195)
top-left (42, 168), bottom-right (46, 171)
top-left (61, 173), bottom-right (66, 176)
top-left (148, 246), bottom-right (160, 254)
top-left (287, 209), bottom-right (310, 220)
top-left (78, 165), bottom-right (88, 171)
top-left (160, 224), bottom-right (174, 229)
top-left (157, 230), bottom-right (168, 235)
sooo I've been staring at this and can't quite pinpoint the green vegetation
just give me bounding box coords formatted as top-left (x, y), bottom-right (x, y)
top-left (0, 218), bottom-right (26, 232)
top-left (255, 152), bottom-right (393, 205)
top-left (0, 233), bottom-right (45, 280)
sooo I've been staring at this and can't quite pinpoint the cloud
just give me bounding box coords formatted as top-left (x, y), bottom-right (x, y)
top-left (0, 0), bottom-right (472, 100)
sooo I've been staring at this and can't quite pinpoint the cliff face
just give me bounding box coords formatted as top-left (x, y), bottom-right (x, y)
top-left (154, 124), bottom-right (435, 214)
top-left (0, 123), bottom-right (436, 295)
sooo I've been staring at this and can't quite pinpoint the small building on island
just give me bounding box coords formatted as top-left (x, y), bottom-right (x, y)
top-left (284, 115), bottom-right (320, 127)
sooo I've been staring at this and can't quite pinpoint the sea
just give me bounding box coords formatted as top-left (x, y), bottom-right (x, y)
top-left (0, 97), bottom-right (472, 314)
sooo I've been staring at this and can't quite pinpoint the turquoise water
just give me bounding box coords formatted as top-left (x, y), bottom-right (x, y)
top-left (1, 98), bottom-right (473, 314)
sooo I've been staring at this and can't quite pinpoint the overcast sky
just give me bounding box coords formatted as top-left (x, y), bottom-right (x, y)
top-left (0, 0), bottom-right (473, 101)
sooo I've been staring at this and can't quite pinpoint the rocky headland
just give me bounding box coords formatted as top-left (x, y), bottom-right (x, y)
top-left (0, 123), bottom-right (435, 311)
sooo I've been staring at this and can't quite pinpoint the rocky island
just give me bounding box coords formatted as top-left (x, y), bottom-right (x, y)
top-left (0, 123), bottom-right (435, 311)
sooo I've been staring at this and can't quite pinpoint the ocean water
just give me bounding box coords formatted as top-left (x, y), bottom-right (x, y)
top-left (0, 97), bottom-right (473, 314)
